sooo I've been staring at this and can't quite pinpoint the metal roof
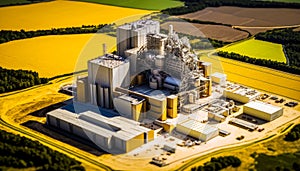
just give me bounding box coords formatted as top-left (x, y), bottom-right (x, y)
top-left (177, 119), bottom-right (218, 135)
top-left (244, 101), bottom-right (282, 114)
top-left (48, 109), bottom-right (150, 141)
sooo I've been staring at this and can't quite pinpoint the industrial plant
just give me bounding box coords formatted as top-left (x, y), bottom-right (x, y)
top-left (46, 19), bottom-right (284, 156)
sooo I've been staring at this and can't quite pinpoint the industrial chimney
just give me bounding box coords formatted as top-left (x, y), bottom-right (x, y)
top-left (169, 25), bottom-right (173, 36)
top-left (102, 43), bottom-right (107, 55)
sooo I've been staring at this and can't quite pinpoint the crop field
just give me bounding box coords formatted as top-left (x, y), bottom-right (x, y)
top-left (220, 38), bottom-right (286, 63)
top-left (75, 0), bottom-right (183, 10)
top-left (0, 34), bottom-right (116, 77)
top-left (180, 7), bottom-right (300, 32)
top-left (0, 0), bottom-right (153, 30)
top-left (200, 55), bottom-right (300, 100)
top-left (161, 21), bottom-right (248, 42)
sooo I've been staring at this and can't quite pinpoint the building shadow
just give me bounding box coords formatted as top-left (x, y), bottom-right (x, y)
top-left (21, 120), bottom-right (107, 156)
top-left (235, 113), bottom-right (267, 125)
top-left (29, 99), bottom-right (73, 117)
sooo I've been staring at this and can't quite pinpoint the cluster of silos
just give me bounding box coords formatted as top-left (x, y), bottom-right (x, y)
top-left (117, 20), bottom-right (160, 57)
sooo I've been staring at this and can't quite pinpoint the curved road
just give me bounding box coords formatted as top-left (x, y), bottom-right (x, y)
top-left (175, 121), bottom-right (297, 171)
top-left (0, 117), bottom-right (114, 171)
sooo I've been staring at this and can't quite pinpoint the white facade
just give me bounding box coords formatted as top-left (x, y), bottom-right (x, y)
top-left (117, 20), bottom-right (159, 56)
top-left (211, 72), bottom-right (227, 85)
top-left (243, 101), bottom-right (283, 121)
top-left (176, 119), bottom-right (219, 142)
top-left (87, 55), bottom-right (130, 108)
top-left (46, 109), bottom-right (154, 153)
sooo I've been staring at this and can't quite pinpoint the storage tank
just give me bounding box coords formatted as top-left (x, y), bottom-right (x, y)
top-left (155, 55), bottom-right (165, 69)
top-left (188, 93), bottom-right (196, 104)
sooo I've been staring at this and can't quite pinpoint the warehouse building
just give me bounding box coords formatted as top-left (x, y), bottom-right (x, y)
top-left (223, 83), bottom-right (260, 103)
top-left (243, 101), bottom-right (283, 121)
top-left (176, 119), bottom-right (219, 142)
top-left (46, 109), bottom-right (154, 153)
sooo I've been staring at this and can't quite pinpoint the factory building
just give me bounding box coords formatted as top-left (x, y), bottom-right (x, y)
top-left (117, 20), bottom-right (159, 57)
top-left (46, 109), bottom-right (154, 153)
top-left (75, 20), bottom-right (213, 123)
top-left (53, 19), bottom-right (221, 154)
top-left (207, 105), bottom-right (228, 122)
top-left (243, 101), bottom-right (283, 121)
top-left (211, 72), bottom-right (227, 85)
top-left (223, 82), bottom-right (260, 103)
top-left (176, 119), bottom-right (219, 142)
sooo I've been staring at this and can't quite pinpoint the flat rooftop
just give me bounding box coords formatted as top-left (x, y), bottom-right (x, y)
top-left (89, 54), bottom-right (127, 68)
top-left (244, 101), bottom-right (282, 114)
top-left (225, 82), bottom-right (260, 97)
top-left (118, 20), bottom-right (159, 31)
top-left (178, 119), bottom-right (218, 135)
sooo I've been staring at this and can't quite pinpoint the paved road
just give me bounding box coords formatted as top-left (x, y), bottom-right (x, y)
top-left (174, 122), bottom-right (296, 171)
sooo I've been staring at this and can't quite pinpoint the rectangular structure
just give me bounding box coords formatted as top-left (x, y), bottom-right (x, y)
top-left (243, 101), bottom-right (283, 121)
top-left (46, 109), bottom-right (153, 153)
top-left (176, 119), bottom-right (219, 142)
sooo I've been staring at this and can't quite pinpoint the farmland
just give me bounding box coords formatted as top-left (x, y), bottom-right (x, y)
top-left (180, 6), bottom-right (300, 34)
top-left (75, 0), bottom-right (184, 10)
top-left (0, 0), bottom-right (153, 30)
top-left (200, 55), bottom-right (300, 100)
top-left (220, 38), bottom-right (286, 63)
top-left (161, 21), bottom-right (248, 42)
top-left (0, 34), bottom-right (116, 77)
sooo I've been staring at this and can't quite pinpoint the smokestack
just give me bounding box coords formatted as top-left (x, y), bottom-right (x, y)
top-left (102, 43), bottom-right (107, 55)
top-left (169, 25), bottom-right (173, 35)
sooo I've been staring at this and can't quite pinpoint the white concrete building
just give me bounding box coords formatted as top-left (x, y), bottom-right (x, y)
top-left (87, 54), bottom-right (130, 108)
top-left (211, 72), bottom-right (227, 85)
top-left (176, 119), bottom-right (219, 142)
top-left (117, 20), bottom-right (160, 57)
top-left (46, 109), bottom-right (154, 153)
top-left (223, 82), bottom-right (260, 103)
top-left (243, 101), bottom-right (283, 121)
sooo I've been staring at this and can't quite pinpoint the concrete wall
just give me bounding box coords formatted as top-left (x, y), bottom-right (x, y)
top-left (176, 124), bottom-right (218, 142)
top-left (244, 106), bottom-right (283, 121)
top-left (223, 90), bottom-right (250, 104)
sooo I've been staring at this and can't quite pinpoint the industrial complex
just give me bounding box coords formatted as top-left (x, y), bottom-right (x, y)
top-left (46, 19), bottom-right (286, 157)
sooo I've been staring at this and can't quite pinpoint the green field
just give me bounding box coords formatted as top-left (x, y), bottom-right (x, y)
top-left (75, 0), bottom-right (184, 10)
top-left (0, 0), bottom-right (30, 6)
top-left (220, 38), bottom-right (287, 63)
top-left (261, 0), bottom-right (300, 3)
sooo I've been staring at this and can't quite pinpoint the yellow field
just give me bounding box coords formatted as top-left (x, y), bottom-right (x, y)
top-left (0, 0), bottom-right (153, 30)
top-left (201, 55), bottom-right (300, 100)
top-left (0, 34), bottom-right (116, 77)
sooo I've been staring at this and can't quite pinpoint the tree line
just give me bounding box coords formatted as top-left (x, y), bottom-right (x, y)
top-left (0, 67), bottom-right (49, 93)
top-left (216, 51), bottom-right (300, 75)
top-left (0, 0), bottom-right (50, 7)
top-left (255, 28), bottom-right (300, 68)
top-left (191, 156), bottom-right (241, 171)
top-left (0, 129), bottom-right (84, 170)
top-left (0, 24), bottom-right (116, 44)
top-left (162, 0), bottom-right (300, 15)
top-left (284, 124), bottom-right (300, 141)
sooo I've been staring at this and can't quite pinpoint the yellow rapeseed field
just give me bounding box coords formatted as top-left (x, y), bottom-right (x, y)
top-left (201, 55), bottom-right (300, 100)
top-left (0, 0), bottom-right (153, 30)
top-left (0, 34), bottom-right (116, 77)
